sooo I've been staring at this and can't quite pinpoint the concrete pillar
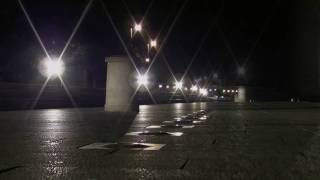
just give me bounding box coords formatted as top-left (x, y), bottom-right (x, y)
top-left (105, 56), bottom-right (136, 112)
top-left (234, 86), bottom-right (246, 103)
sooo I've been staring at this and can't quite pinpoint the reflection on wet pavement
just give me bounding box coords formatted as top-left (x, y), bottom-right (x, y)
top-left (1, 103), bottom-right (320, 179)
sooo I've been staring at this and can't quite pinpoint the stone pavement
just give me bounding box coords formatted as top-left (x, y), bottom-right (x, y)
top-left (1, 102), bottom-right (320, 179)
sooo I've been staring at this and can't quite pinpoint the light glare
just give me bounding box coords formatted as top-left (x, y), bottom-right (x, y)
top-left (137, 74), bottom-right (148, 86)
top-left (191, 85), bottom-right (198, 92)
top-left (44, 59), bottom-right (64, 77)
top-left (175, 81), bottom-right (183, 89)
top-left (134, 23), bottom-right (142, 32)
top-left (150, 39), bottom-right (157, 48)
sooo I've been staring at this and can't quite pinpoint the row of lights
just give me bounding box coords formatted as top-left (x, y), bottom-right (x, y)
top-left (222, 89), bottom-right (239, 93)
top-left (137, 74), bottom-right (239, 97)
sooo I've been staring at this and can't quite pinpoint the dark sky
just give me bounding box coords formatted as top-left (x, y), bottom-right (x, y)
top-left (0, 0), bottom-right (302, 90)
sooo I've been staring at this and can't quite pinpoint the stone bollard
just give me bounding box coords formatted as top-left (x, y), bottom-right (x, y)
top-left (234, 86), bottom-right (246, 103)
top-left (104, 56), bottom-right (138, 112)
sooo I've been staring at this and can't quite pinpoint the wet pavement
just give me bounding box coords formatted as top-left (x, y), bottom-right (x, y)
top-left (1, 102), bottom-right (320, 179)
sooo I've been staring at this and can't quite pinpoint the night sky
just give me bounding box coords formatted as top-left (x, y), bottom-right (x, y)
top-left (0, 0), bottom-right (308, 92)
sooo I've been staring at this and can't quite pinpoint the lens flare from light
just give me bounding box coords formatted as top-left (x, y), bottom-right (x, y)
top-left (134, 23), bottom-right (142, 32)
top-left (191, 85), bottom-right (198, 92)
top-left (175, 81), bottom-right (183, 89)
top-left (137, 74), bottom-right (148, 86)
top-left (44, 59), bottom-right (64, 77)
top-left (199, 88), bottom-right (208, 96)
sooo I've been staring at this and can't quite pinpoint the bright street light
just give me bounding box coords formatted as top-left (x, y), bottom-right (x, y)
top-left (145, 58), bottom-right (150, 63)
top-left (159, 84), bottom-right (163, 88)
top-left (134, 23), bottom-right (142, 32)
top-left (44, 59), bottom-right (64, 77)
top-left (191, 85), bottom-right (198, 92)
top-left (166, 85), bottom-right (170, 89)
top-left (137, 74), bottom-right (148, 86)
top-left (150, 39), bottom-right (157, 48)
top-left (199, 88), bottom-right (208, 96)
top-left (175, 81), bottom-right (183, 89)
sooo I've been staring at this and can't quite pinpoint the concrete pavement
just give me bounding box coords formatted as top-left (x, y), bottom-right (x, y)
top-left (1, 102), bottom-right (320, 179)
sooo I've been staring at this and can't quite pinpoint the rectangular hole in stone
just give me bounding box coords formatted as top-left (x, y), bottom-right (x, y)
top-left (79, 142), bottom-right (166, 150)
top-left (125, 131), bottom-right (183, 136)
top-left (145, 125), bottom-right (195, 129)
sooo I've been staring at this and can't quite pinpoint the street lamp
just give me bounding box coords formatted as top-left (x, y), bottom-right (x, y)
top-left (44, 58), bottom-right (64, 77)
top-left (175, 81), bottom-right (183, 89)
top-left (137, 73), bottom-right (148, 86)
top-left (191, 85), bottom-right (198, 92)
top-left (130, 23), bottom-right (142, 38)
top-left (134, 23), bottom-right (142, 32)
top-left (150, 39), bottom-right (157, 48)
top-left (199, 88), bottom-right (208, 96)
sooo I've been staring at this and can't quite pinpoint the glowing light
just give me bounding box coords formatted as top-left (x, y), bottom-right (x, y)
top-left (214, 88), bottom-right (217, 91)
top-left (209, 89), bottom-right (212, 92)
top-left (166, 85), bottom-right (170, 89)
top-left (137, 74), bottom-right (148, 86)
top-left (199, 88), bottom-right (208, 96)
top-left (150, 39), bottom-right (157, 48)
top-left (227, 90), bottom-right (230, 93)
top-left (191, 85), bottom-right (198, 92)
top-left (175, 81), bottom-right (183, 89)
top-left (231, 90), bottom-right (234, 93)
top-left (44, 59), bottom-right (64, 77)
top-left (145, 58), bottom-right (150, 62)
top-left (236, 90), bottom-right (239, 93)
top-left (134, 23), bottom-right (142, 32)
top-left (223, 89), bottom-right (226, 93)
top-left (184, 87), bottom-right (188, 91)
top-left (159, 84), bottom-right (163, 88)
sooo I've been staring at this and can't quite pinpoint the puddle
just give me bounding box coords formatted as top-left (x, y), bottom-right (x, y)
top-left (79, 142), bottom-right (166, 150)
top-left (126, 131), bottom-right (183, 136)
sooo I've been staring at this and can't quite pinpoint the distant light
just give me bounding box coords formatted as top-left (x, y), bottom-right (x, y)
top-left (227, 90), bottom-right (230, 93)
top-left (145, 58), bottom-right (150, 62)
top-left (166, 85), bottom-right (170, 89)
top-left (191, 85), bottom-right (198, 92)
top-left (175, 81), bottom-right (183, 89)
top-left (44, 59), bottom-right (64, 77)
top-left (150, 39), bottom-right (157, 48)
top-left (221, 96), bottom-right (224, 99)
top-left (236, 90), bottom-right (239, 93)
top-left (137, 74), bottom-right (148, 86)
top-left (223, 89), bottom-right (226, 93)
top-left (209, 89), bottom-right (212, 92)
top-left (214, 88), bottom-right (217, 91)
top-left (199, 88), bottom-right (208, 96)
top-left (231, 90), bottom-right (234, 93)
top-left (238, 66), bottom-right (245, 76)
top-left (159, 84), bottom-right (163, 88)
top-left (184, 87), bottom-right (188, 91)
top-left (134, 23), bottom-right (142, 32)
